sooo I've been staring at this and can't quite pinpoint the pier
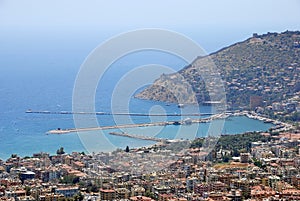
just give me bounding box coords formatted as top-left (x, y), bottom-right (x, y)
top-left (48, 121), bottom-right (172, 134)
top-left (47, 113), bottom-right (227, 134)
top-left (109, 132), bottom-right (163, 142)
top-left (26, 110), bottom-right (214, 116)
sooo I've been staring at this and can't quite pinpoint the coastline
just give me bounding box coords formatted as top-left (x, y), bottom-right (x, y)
top-left (0, 111), bottom-right (287, 160)
top-left (230, 110), bottom-right (295, 133)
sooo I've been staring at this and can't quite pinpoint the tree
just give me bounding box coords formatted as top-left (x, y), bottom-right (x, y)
top-left (190, 138), bottom-right (204, 148)
top-left (253, 158), bottom-right (263, 168)
top-left (11, 154), bottom-right (17, 158)
top-left (25, 186), bottom-right (31, 196)
top-left (78, 192), bottom-right (84, 201)
top-left (125, 146), bottom-right (130, 153)
top-left (60, 175), bottom-right (80, 184)
top-left (232, 149), bottom-right (240, 157)
top-left (222, 155), bottom-right (231, 163)
top-left (57, 147), bottom-right (65, 155)
top-left (145, 190), bottom-right (155, 199)
top-left (74, 193), bottom-right (84, 201)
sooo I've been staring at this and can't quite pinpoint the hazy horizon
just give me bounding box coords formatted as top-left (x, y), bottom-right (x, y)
top-left (1, 0), bottom-right (300, 58)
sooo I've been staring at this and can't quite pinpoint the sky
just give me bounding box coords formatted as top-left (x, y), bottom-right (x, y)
top-left (1, 0), bottom-right (300, 30)
top-left (0, 0), bottom-right (300, 53)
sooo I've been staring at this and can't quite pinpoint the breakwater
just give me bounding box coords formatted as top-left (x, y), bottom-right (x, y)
top-left (26, 110), bottom-right (213, 116)
top-left (109, 132), bottom-right (163, 142)
top-left (47, 113), bottom-right (227, 134)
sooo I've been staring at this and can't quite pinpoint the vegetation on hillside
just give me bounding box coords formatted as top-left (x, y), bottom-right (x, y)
top-left (191, 132), bottom-right (271, 156)
top-left (136, 31), bottom-right (300, 109)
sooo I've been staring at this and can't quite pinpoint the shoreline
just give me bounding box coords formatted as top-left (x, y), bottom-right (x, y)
top-left (1, 111), bottom-right (292, 160)
top-left (229, 110), bottom-right (294, 132)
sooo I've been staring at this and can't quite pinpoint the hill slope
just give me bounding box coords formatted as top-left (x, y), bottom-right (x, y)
top-left (135, 31), bottom-right (300, 109)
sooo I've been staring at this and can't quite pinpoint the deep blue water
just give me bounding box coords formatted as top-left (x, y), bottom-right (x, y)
top-left (0, 38), bottom-right (273, 160)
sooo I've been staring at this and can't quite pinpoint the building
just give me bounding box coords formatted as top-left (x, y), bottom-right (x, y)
top-left (186, 177), bottom-right (198, 192)
top-left (131, 186), bottom-right (145, 197)
top-left (210, 181), bottom-right (227, 192)
top-left (268, 176), bottom-right (280, 189)
top-left (16, 196), bottom-right (36, 201)
top-left (231, 178), bottom-right (251, 198)
top-left (130, 196), bottom-right (154, 201)
top-left (55, 187), bottom-right (79, 198)
top-left (48, 168), bottom-right (59, 181)
top-left (194, 183), bottom-right (209, 196)
top-left (19, 171), bottom-right (35, 183)
top-left (100, 189), bottom-right (116, 201)
top-left (158, 194), bottom-right (174, 201)
top-left (116, 188), bottom-right (130, 200)
top-left (152, 185), bottom-right (171, 197)
top-left (5, 190), bottom-right (26, 199)
top-left (240, 153), bottom-right (250, 163)
top-left (39, 193), bottom-right (64, 201)
top-left (208, 192), bottom-right (225, 201)
top-left (292, 175), bottom-right (300, 189)
top-left (227, 189), bottom-right (242, 201)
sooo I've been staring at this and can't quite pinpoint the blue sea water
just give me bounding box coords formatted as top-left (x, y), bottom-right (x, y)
top-left (0, 36), bottom-right (273, 160)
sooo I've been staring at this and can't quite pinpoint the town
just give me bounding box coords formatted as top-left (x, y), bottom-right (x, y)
top-left (0, 127), bottom-right (300, 201)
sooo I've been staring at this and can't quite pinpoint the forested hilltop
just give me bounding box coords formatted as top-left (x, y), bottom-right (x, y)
top-left (136, 31), bottom-right (300, 110)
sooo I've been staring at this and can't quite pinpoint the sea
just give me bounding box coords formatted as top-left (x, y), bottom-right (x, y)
top-left (0, 33), bottom-right (273, 160)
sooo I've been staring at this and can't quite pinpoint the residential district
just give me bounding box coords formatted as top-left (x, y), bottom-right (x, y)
top-left (0, 120), bottom-right (300, 201)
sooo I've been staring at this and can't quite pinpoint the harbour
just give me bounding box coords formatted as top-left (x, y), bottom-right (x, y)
top-left (22, 107), bottom-right (291, 159)
top-left (0, 107), bottom-right (278, 160)
top-left (46, 110), bottom-right (296, 136)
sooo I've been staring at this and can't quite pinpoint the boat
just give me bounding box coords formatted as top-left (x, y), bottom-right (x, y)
top-left (173, 121), bottom-right (181, 125)
top-left (60, 111), bottom-right (69, 114)
top-left (264, 119), bottom-right (273, 123)
top-left (183, 118), bottom-right (192, 125)
top-left (178, 104), bottom-right (185, 108)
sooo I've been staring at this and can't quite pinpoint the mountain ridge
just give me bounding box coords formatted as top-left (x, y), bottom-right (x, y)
top-left (135, 30), bottom-right (300, 109)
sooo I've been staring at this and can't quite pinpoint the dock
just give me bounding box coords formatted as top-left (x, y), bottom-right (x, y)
top-left (109, 132), bottom-right (163, 142)
top-left (47, 113), bottom-right (228, 134)
top-left (26, 110), bottom-right (213, 116)
top-left (48, 121), bottom-right (177, 134)
top-left (48, 121), bottom-right (171, 134)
